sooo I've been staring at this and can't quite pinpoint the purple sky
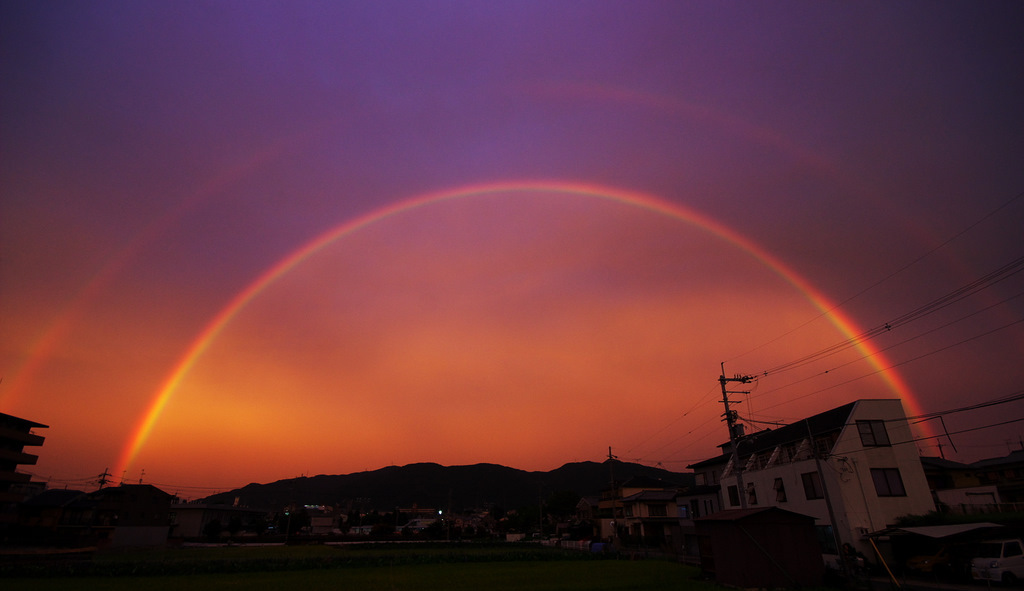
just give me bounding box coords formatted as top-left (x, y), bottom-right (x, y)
top-left (2, 1), bottom-right (1023, 494)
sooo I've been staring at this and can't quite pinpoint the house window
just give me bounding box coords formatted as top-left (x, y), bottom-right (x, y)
top-left (774, 477), bottom-right (787, 502)
top-left (746, 483), bottom-right (758, 505)
top-left (690, 500), bottom-right (699, 519)
top-left (857, 420), bottom-right (891, 446)
top-left (727, 485), bottom-right (740, 507)
top-left (802, 471), bottom-right (824, 500)
top-left (678, 505), bottom-right (688, 519)
top-left (871, 468), bottom-right (907, 497)
top-left (624, 505), bottom-right (634, 517)
top-left (648, 504), bottom-right (667, 517)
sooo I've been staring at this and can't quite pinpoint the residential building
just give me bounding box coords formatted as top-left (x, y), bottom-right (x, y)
top-left (78, 484), bottom-right (175, 547)
top-left (688, 399), bottom-right (935, 563)
top-left (970, 449), bottom-right (1024, 504)
top-left (0, 412), bottom-right (47, 529)
top-left (170, 501), bottom-right (269, 538)
top-left (619, 488), bottom-right (682, 551)
top-left (675, 483), bottom-right (720, 563)
top-left (596, 475), bottom-right (679, 544)
top-left (921, 456), bottom-right (1003, 513)
top-left (921, 449), bottom-right (1024, 514)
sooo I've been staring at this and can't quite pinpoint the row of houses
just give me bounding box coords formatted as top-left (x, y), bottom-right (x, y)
top-left (575, 398), bottom-right (1023, 585)
top-left (4, 404), bottom-right (1023, 576)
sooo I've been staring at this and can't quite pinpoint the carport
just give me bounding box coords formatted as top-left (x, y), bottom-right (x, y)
top-left (867, 522), bottom-right (1004, 581)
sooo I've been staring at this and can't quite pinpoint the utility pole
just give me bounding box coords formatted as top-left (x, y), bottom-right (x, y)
top-left (97, 467), bottom-right (111, 489)
top-left (719, 363), bottom-right (752, 508)
top-left (607, 446), bottom-right (618, 542)
top-left (806, 419), bottom-right (851, 582)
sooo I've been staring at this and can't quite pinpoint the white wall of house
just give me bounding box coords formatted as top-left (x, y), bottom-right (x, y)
top-left (714, 400), bottom-right (935, 556)
top-left (935, 485), bottom-right (1001, 507)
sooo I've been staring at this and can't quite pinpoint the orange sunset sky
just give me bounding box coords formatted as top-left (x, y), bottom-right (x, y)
top-left (2, 2), bottom-right (1023, 497)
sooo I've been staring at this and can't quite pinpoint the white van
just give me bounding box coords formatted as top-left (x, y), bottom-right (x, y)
top-left (971, 539), bottom-right (1024, 584)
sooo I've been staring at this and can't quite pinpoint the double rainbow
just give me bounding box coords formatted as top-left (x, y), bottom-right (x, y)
top-left (114, 181), bottom-right (920, 478)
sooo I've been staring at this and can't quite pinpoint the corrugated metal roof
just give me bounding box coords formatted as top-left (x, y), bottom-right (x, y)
top-left (870, 522), bottom-right (1003, 538)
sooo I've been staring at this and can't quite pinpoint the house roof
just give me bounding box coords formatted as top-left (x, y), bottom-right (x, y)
top-left (88, 483), bottom-right (174, 502)
top-left (620, 475), bottom-right (675, 489)
top-left (972, 449), bottom-right (1024, 469)
top-left (621, 490), bottom-right (678, 503)
top-left (23, 489), bottom-right (86, 507)
top-left (868, 522), bottom-right (1003, 539)
top-left (694, 506), bottom-right (816, 523)
top-left (920, 456), bottom-right (972, 470)
top-left (740, 401), bottom-right (857, 455)
top-left (688, 401), bottom-right (859, 469)
top-left (681, 484), bottom-right (721, 496)
top-left (687, 454), bottom-right (730, 470)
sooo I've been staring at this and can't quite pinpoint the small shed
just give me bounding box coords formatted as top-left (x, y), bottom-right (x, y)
top-left (695, 507), bottom-right (824, 588)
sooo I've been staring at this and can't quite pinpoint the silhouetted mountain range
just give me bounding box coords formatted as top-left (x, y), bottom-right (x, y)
top-left (202, 461), bottom-right (695, 512)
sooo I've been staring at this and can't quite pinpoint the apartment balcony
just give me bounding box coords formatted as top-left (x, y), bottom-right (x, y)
top-left (0, 425), bottom-right (45, 447)
top-left (0, 469), bottom-right (32, 485)
top-left (0, 448), bottom-right (39, 465)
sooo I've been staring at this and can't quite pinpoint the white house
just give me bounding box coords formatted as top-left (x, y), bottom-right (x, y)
top-left (687, 399), bottom-right (935, 563)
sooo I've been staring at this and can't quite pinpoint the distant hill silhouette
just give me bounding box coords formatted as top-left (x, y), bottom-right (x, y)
top-left (202, 461), bottom-right (694, 511)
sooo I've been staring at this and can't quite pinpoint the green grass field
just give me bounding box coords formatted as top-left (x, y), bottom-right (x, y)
top-left (7, 560), bottom-right (708, 591)
top-left (3, 544), bottom-right (716, 591)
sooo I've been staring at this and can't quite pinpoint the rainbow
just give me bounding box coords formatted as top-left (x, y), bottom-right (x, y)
top-left (114, 181), bottom-right (922, 477)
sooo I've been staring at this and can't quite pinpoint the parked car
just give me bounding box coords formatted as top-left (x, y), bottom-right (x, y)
top-left (971, 539), bottom-right (1024, 584)
top-left (907, 545), bottom-right (951, 574)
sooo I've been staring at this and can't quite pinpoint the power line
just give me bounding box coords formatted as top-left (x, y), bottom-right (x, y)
top-left (757, 254), bottom-right (1024, 378)
top-left (722, 389), bottom-right (1024, 459)
top-left (729, 189), bottom-right (1024, 363)
top-left (754, 315), bottom-right (1024, 414)
top-left (625, 381), bottom-right (720, 455)
top-left (750, 290), bottom-right (1024, 401)
top-left (831, 416), bottom-right (1024, 459)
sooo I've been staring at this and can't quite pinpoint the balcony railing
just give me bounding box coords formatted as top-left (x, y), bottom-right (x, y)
top-left (939, 502), bottom-right (1024, 515)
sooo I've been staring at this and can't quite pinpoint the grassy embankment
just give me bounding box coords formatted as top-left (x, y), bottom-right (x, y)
top-left (2, 543), bottom-right (717, 591)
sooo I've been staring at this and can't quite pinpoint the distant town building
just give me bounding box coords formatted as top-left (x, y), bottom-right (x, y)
top-left (77, 484), bottom-right (175, 547)
top-left (171, 501), bottom-right (269, 539)
top-left (597, 475), bottom-right (679, 543)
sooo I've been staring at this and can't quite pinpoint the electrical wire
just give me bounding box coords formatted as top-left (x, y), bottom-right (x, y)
top-left (728, 189), bottom-right (1024, 364)
top-left (754, 315), bottom-right (1024, 415)
top-left (756, 254), bottom-right (1024, 378)
top-left (750, 289), bottom-right (1024, 402)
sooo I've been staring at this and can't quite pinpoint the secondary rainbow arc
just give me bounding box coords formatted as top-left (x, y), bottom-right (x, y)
top-left (115, 181), bottom-right (922, 478)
